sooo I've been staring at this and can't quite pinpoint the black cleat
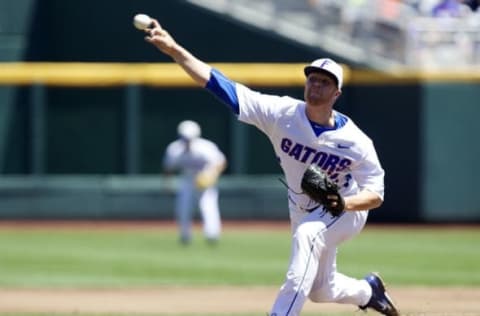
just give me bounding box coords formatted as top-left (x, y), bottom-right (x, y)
top-left (360, 272), bottom-right (399, 316)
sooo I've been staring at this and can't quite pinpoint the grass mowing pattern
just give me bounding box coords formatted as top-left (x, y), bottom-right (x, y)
top-left (339, 227), bottom-right (480, 285)
top-left (0, 225), bottom-right (478, 287)
top-left (0, 228), bottom-right (289, 287)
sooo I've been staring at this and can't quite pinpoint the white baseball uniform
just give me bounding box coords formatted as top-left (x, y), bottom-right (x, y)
top-left (206, 68), bottom-right (385, 315)
top-left (163, 137), bottom-right (226, 244)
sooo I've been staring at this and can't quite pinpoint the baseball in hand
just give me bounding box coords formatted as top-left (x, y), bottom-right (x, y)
top-left (133, 14), bottom-right (153, 30)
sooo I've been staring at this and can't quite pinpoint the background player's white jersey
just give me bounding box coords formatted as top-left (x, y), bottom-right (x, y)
top-left (235, 83), bottom-right (384, 212)
top-left (163, 138), bottom-right (225, 178)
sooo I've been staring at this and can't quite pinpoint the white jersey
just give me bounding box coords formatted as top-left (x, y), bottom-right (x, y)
top-left (235, 83), bottom-right (384, 212)
top-left (163, 137), bottom-right (226, 178)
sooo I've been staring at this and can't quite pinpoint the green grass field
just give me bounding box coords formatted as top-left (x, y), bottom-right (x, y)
top-left (0, 224), bottom-right (479, 288)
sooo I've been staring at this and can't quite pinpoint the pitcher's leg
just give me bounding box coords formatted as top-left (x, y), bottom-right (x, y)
top-left (309, 248), bottom-right (371, 305)
top-left (270, 220), bottom-right (327, 316)
top-left (308, 212), bottom-right (371, 306)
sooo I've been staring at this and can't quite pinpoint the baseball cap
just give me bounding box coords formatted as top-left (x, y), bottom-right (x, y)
top-left (177, 120), bottom-right (201, 140)
top-left (304, 58), bottom-right (343, 90)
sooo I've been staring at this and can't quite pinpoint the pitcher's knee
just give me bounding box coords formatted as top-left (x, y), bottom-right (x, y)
top-left (295, 222), bottom-right (325, 244)
top-left (309, 287), bottom-right (336, 303)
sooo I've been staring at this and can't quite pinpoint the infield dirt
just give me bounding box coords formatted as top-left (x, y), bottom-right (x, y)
top-left (0, 286), bottom-right (479, 315)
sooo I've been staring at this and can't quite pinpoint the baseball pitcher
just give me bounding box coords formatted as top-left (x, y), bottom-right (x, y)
top-left (145, 18), bottom-right (398, 316)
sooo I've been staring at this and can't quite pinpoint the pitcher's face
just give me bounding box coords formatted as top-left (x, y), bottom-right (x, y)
top-left (304, 72), bottom-right (340, 106)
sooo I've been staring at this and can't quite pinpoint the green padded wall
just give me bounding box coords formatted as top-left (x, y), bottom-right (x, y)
top-left (422, 83), bottom-right (480, 221)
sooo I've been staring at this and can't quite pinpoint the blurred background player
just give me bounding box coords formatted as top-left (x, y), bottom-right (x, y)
top-left (163, 120), bottom-right (227, 245)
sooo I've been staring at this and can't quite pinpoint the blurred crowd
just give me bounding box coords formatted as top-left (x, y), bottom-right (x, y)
top-left (307, 0), bottom-right (480, 18)
top-left (211, 0), bottom-right (480, 67)
top-left (405, 0), bottom-right (479, 17)
top-left (304, 0), bottom-right (480, 67)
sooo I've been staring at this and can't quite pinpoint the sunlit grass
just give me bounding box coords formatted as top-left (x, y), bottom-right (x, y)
top-left (0, 225), bottom-right (478, 287)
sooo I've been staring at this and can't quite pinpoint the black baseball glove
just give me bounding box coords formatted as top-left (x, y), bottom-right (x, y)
top-left (301, 165), bottom-right (345, 216)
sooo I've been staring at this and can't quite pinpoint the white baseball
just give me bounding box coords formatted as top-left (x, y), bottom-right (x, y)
top-left (133, 14), bottom-right (152, 30)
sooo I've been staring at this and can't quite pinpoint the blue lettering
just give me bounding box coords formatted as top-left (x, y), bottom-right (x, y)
top-left (337, 159), bottom-right (352, 172)
top-left (312, 151), bottom-right (328, 166)
top-left (300, 146), bottom-right (316, 163)
top-left (281, 138), bottom-right (292, 153)
top-left (289, 144), bottom-right (303, 160)
top-left (279, 139), bottom-right (353, 174)
top-left (323, 154), bottom-right (340, 174)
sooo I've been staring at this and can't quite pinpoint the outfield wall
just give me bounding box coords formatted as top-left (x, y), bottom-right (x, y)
top-left (0, 0), bottom-right (479, 222)
top-left (0, 175), bottom-right (287, 221)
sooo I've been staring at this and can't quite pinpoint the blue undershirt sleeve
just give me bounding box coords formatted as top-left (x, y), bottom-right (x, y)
top-left (205, 68), bottom-right (239, 115)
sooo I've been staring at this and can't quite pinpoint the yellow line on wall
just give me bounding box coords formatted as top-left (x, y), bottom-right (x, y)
top-left (0, 63), bottom-right (479, 87)
top-left (0, 63), bottom-right (307, 87)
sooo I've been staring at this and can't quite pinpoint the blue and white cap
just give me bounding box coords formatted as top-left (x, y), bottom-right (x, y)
top-left (304, 58), bottom-right (343, 90)
top-left (177, 120), bottom-right (201, 140)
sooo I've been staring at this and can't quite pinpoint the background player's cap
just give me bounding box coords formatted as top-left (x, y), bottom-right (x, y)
top-left (177, 120), bottom-right (201, 140)
top-left (304, 58), bottom-right (343, 90)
